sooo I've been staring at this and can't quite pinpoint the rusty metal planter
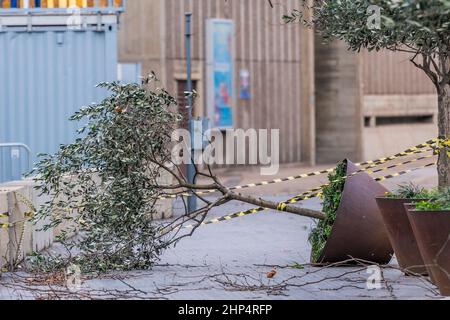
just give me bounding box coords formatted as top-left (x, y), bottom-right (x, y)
top-left (375, 198), bottom-right (428, 275)
top-left (315, 160), bottom-right (393, 264)
top-left (407, 209), bottom-right (450, 296)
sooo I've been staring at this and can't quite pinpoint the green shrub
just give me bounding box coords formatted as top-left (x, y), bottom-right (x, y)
top-left (309, 161), bottom-right (347, 263)
top-left (415, 188), bottom-right (450, 211)
top-left (385, 183), bottom-right (430, 200)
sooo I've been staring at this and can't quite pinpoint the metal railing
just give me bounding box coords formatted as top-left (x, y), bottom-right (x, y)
top-left (0, 0), bottom-right (125, 14)
top-left (0, 143), bottom-right (32, 183)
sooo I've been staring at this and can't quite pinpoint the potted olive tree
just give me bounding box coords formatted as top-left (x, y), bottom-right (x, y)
top-left (376, 184), bottom-right (431, 275)
top-left (406, 192), bottom-right (450, 296)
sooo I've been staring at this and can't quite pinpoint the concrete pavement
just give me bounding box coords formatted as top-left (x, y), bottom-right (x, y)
top-left (0, 162), bottom-right (445, 300)
top-left (0, 198), bottom-right (444, 300)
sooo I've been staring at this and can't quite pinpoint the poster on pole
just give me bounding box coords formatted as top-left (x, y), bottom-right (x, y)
top-left (206, 19), bottom-right (235, 129)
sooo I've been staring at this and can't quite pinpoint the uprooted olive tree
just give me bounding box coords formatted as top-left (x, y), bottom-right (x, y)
top-left (284, 0), bottom-right (450, 187)
top-left (31, 75), bottom-right (325, 273)
top-left (31, 77), bottom-right (181, 272)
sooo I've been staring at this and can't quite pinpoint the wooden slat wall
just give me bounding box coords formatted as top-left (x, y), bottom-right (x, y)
top-left (362, 50), bottom-right (435, 95)
top-left (163, 0), bottom-right (305, 164)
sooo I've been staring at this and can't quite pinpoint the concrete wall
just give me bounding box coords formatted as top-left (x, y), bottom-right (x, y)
top-left (314, 43), bottom-right (438, 164)
top-left (364, 123), bottom-right (437, 162)
top-left (315, 38), bottom-right (364, 164)
top-left (361, 50), bottom-right (438, 161)
top-left (362, 94), bottom-right (438, 161)
top-left (364, 94), bottom-right (437, 118)
top-left (0, 184), bottom-right (53, 270)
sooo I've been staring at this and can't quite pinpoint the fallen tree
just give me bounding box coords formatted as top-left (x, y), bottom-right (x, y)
top-left (31, 75), bottom-right (325, 273)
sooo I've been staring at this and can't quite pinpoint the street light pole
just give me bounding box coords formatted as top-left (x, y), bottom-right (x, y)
top-left (185, 12), bottom-right (197, 213)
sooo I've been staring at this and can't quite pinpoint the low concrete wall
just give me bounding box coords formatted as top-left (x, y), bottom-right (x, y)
top-left (364, 123), bottom-right (437, 161)
top-left (364, 94), bottom-right (437, 121)
top-left (0, 184), bottom-right (52, 270)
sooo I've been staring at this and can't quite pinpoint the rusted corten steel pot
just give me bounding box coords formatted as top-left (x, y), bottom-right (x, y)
top-left (375, 198), bottom-right (428, 275)
top-left (407, 209), bottom-right (450, 296)
top-left (316, 160), bottom-right (393, 264)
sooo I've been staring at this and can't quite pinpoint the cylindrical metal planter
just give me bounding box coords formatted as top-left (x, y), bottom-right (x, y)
top-left (375, 198), bottom-right (428, 275)
top-left (316, 160), bottom-right (393, 264)
top-left (407, 209), bottom-right (450, 296)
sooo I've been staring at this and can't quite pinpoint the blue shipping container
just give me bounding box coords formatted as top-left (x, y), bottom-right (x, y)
top-left (0, 27), bottom-right (119, 183)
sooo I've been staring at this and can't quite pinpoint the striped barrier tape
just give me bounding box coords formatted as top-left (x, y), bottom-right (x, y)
top-left (173, 151), bottom-right (436, 228)
top-left (0, 192), bottom-right (36, 229)
top-left (158, 144), bottom-right (435, 201)
top-left (184, 208), bottom-right (268, 229)
top-left (0, 220), bottom-right (32, 229)
top-left (0, 139), bottom-right (441, 230)
top-left (13, 191), bottom-right (36, 212)
top-left (278, 161), bottom-right (438, 210)
top-left (277, 153), bottom-right (436, 210)
top-left (230, 148), bottom-right (434, 191)
top-left (180, 161), bottom-right (437, 230)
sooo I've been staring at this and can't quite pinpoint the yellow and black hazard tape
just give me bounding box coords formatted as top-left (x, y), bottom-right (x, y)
top-left (0, 217), bottom-right (35, 229)
top-left (433, 137), bottom-right (450, 157)
top-left (181, 161), bottom-right (437, 229)
top-left (0, 192), bottom-right (36, 229)
top-left (227, 147), bottom-right (433, 191)
top-left (0, 215), bottom-right (34, 229)
top-left (184, 208), bottom-right (268, 229)
top-left (1, 208), bottom-right (10, 229)
top-left (13, 191), bottom-right (37, 213)
top-left (278, 161), bottom-right (437, 211)
top-left (158, 142), bottom-right (436, 201)
top-left (277, 153), bottom-right (436, 210)
top-left (0, 139), bottom-right (441, 231)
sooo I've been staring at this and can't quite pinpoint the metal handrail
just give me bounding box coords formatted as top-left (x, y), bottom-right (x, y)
top-left (0, 143), bottom-right (32, 176)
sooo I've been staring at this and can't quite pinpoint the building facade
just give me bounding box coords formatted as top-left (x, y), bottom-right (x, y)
top-left (118, 0), bottom-right (436, 166)
top-left (118, 0), bottom-right (315, 165)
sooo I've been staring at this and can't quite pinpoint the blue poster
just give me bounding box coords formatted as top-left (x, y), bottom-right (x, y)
top-left (207, 20), bottom-right (234, 128)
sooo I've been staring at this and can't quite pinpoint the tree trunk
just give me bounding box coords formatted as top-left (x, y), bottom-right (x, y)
top-left (437, 82), bottom-right (450, 188)
top-left (229, 192), bottom-right (326, 220)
